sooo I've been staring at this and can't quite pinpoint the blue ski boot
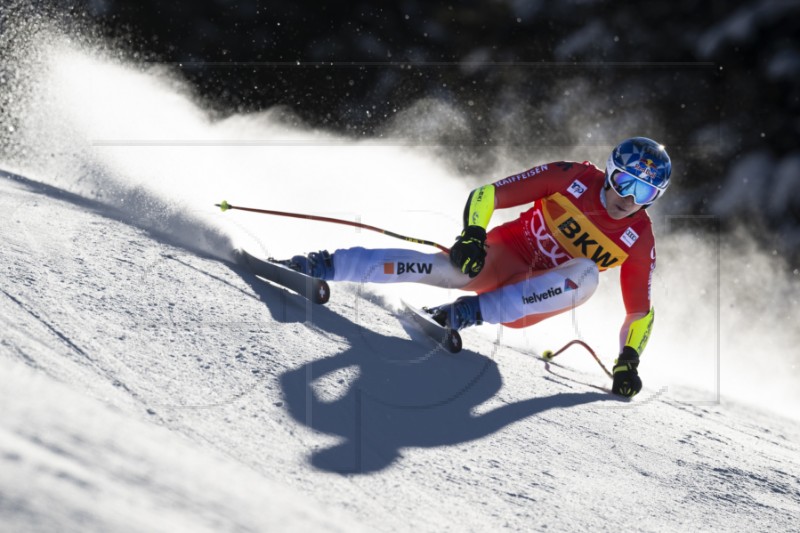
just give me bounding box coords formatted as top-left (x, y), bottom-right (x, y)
top-left (425, 296), bottom-right (483, 331)
top-left (289, 250), bottom-right (335, 280)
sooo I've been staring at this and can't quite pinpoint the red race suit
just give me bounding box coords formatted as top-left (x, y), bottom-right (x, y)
top-left (465, 161), bottom-right (655, 326)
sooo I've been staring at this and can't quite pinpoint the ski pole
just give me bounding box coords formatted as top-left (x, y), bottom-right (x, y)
top-left (216, 200), bottom-right (451, 254)
top-left (541, 339), bottom-right (613, 379)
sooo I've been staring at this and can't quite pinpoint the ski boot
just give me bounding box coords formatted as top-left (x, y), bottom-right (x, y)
top-left (286, 250), bottom-right (335, 280)
top-left (425, 296), bottom-right (483, 331)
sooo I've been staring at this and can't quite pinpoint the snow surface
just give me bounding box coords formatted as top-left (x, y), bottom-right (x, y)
top-left (2, 38), bottom-right (800, 532)
top-left (2, 170), bottom-right (800, 531)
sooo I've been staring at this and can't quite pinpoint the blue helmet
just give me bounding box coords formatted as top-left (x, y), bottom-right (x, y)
top-left (605, 137), bottom-right (672, 205)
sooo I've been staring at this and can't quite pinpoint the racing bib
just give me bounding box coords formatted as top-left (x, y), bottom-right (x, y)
top-left (542, 193), bottom-right (628, 270)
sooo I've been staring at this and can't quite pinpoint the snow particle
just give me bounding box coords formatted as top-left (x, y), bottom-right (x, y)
top-left (613, 35), bottom-right (619, 42)
top-left (760, 132), bottom-right (766, 138)
top-left (404, 14), bottom-right (409, 20)
top-left (516, 18), bottom-right (522, 23)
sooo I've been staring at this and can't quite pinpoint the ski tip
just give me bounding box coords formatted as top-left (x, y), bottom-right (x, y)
top-left (218, 200), bottom-right (231, 212)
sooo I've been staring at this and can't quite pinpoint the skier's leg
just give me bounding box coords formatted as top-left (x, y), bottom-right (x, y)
top-left (331, 247), bottom-right (469, 288)
top-left (425, 258), bottom-right (599, 331)
top-left (292, 225), bottom-right (532, 289)
top-left (478, 258), bottom-right (599, 327)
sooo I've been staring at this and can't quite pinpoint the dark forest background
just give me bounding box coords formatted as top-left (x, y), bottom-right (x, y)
top-left (2, 0), bottom-right (799, 262)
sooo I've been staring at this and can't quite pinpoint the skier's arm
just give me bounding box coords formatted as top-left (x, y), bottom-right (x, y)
top-left (453, 162), bottom-right (578, 277)
top-left (450, 185), bottom-right (495, 277)
top-left (618, 233), bottom-right (656, 354)
top-left (492, 162), bottom-right (574, 210)
top-left (612, 309), bottom-right (653, 397)
top-left (619, 263), bottom-right (655, 352)
top-left (618, 309), bottom-right (654, 356)
top-left (462, 185), bottom-right (496, 230)
top-left (613, 236), bottom-right (656, 397)
top-left (460, 162), bottom-right (577, 231)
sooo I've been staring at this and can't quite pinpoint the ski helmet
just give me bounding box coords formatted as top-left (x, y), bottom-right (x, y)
top-left (605, 137), bottom-right (671, 206)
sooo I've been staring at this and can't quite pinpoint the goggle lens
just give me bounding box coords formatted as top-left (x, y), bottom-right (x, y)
top-left (610, 170), bottom-right (660, 205)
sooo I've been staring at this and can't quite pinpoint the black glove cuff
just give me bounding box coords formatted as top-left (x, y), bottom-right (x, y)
top-left (461, 225), bottom-right (487, 242)
top-left (619, 346), bottom-right (640, 362)
top-left (615, 346), bottom-right (640, 373)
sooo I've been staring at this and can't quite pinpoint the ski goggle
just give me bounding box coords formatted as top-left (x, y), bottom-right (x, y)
top-left (608, 169), bottom-right (661, 205)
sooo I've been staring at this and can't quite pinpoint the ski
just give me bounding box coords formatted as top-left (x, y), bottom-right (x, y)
top-left (402, 299), bottom-right (462, 354)
top-left (234, 249), bottom-right (330, 304)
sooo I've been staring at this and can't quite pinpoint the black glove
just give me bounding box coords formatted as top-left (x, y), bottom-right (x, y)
top-left (612, 346), bottom-right (642, 398)
top-left (449, 225), bottom-right (487, 278)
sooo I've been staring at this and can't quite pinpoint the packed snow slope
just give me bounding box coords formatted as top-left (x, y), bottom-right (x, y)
top-left (2, 167), bottom-right (800, 532)
top-left (2, 34), bottom-right (800, 532)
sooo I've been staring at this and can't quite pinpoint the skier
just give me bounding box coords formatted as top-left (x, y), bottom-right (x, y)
top-left (287, 137), bottom-right (671, 397)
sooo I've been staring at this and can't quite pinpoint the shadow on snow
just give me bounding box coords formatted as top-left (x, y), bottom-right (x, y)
top-left (235, 263), bottom-right (611, 475)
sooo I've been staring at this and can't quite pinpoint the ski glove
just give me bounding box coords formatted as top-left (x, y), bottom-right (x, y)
top-left (450, 225), bottom-right (487, 278)
top-left (612, 347), bottom-right (642, 398)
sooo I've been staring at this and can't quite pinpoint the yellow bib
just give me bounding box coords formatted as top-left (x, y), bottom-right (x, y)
top-left (542, 193), bottom-right (628, 271)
